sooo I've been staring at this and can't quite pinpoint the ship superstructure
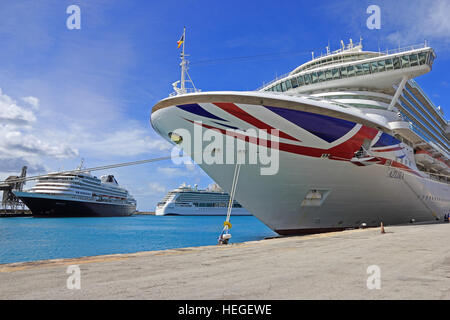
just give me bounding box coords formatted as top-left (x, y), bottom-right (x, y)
top-left (151, 39), bottom-right (449, 234)
top-left (155, 183), bottom-right (251, 216)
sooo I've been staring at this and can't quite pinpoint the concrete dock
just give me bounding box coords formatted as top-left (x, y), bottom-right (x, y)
top-left (1, 223), bottom-right (450, 299)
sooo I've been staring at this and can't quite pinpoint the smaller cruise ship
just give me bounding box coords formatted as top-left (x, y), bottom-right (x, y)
top-left (155, 183), bottom-right (251, 216)
top-left (14, 171), bottom-right (136, 217)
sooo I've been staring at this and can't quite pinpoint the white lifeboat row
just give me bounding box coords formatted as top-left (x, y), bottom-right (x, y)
top-left (414, 150), bottom-right (450, 174)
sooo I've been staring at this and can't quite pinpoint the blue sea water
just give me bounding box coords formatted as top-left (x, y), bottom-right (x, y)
top-left (0, 215), bottom-right (277, 264)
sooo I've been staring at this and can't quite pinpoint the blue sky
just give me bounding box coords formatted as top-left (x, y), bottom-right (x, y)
top-left (1, 0), bottom-right (449, 210)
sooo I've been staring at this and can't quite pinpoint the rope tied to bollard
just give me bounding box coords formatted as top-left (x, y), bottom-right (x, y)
top-left (218, 164), bottom-right (241, 245)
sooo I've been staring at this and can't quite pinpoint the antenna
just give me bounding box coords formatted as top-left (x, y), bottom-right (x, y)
top-left (311, 51), bottom-right (315, 60)
top-left (77, 158), bottom-right (85, 171)
top-left (180, 26), bottom-right (186, 93)
top-left (172, 27), bottom-right (200, 96)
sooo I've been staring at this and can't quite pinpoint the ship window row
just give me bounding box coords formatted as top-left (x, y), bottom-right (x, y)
top-left (68, 182), bottom-right (127, 196)
top-left (266, 52), bottom-right (432, 93)
top-left (399, 100), bottom-right (449, 150)
top-left (401, 94), bottom-right (445, 138)
top-left (399, 111), bottom-right (449, 151)
top-left (404, 86), bottom-right (445, 129)
top-left (172, 202), bottom-right (242, 208)
top-left (191, 202), bottom-right (242, 208)
top-left (293, 53), bottom-right (381, 74)
top-left (320, 94), bottom-right (392, 105)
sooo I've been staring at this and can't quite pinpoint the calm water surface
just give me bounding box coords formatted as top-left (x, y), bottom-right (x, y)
top-left (0, 215), bottom-right (277, 264)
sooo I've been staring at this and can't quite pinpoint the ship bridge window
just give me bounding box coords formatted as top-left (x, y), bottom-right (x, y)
top-left (291, 77), bottom-right (298, 88)
top-left (393, 57), bottom-right (401, 69)
top-left (325, 70), bottom-right (332, 80)
top-left (340, 66), bottom-right (348, 78)
top-left (362, 63), bottom-right (370, 75)
top-left (297, 75), bottom-right (304, 86)
top-left (304, 74), bottom-right (311, 84)
top-left (281, 82), bottom-right (287, 91)
top-left (409, 54), bottom-right (419, 66)
top-left (385, 59), bottom-right (394, 70)
top-left (401, 55), bottom-right (410, 68)
top-left (370, 61), bottom-right (379, 73)
top-left (332, 68), bottom-right (340, 79)
top-left (355, 64), bottom-right (363, 76)
top-left (318, 71), bottom-right (325, 82)
top-left (286, 79), bottom-right (292, 90)
top-left (347, 65), bottom-right (355, 77)
top-left (418, 52), bottom-right (427, 65)
top-left (275, 83), bottom-right (281, 92)
top-left (311, 72), bottom-right (318, 83)
top-left (377, 60), bottom-right (386, 72)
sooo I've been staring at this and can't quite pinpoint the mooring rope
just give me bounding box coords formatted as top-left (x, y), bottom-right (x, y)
top-left (0, 154), bottom-right (187, 185)
top-left (218, 163), bottom-right (241, 245)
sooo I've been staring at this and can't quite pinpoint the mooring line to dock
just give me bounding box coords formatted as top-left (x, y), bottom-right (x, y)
top-left (0, 154), bottom-right (191, 185)
top-left (218, 163), bottom-right (241, 245)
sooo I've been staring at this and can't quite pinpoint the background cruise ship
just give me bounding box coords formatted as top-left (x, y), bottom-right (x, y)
top-left (14, 171), bottom-right (136, 217)
top-left (151, 40), bottom-right (449, 235)
top-left (155, 183), bottom-right (251, 216)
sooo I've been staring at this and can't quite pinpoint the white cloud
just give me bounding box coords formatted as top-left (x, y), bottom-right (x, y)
top-left (381, 0), bottom-right (450, 47)
top-left (21, 96), bottom-right (40, 110)
top-left (0, 89), bottom-right (78, 171)
top-left (0, 88), bottom-right (36, 125)
top-left (73, 127), bottom-right (172, 158)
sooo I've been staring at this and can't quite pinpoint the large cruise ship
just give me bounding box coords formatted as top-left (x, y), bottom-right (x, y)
top-left (155, 183), bottom-right (251, 216)
top-left (151, 39), bottom-right (450, 235)
top-left (14, 171), bottom-right (136, 217)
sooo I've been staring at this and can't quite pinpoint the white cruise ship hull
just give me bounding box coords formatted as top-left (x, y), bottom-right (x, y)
top-left (151, 92), bottom-right (450, 234)
top-left (155, 204), bottom-right (251, 216)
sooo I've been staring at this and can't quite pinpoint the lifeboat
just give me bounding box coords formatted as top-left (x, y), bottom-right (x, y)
top-left (433, 157), bottom-right (449, 173)
top-left (414, 150), bottom-right (435, 167)
top-left (436, 158), bottom-right (450, 174)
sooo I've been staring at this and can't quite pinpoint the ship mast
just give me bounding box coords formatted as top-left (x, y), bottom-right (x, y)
top-left (172, 27), bottom-right (199, 96)
top-left (180, 27), bottom-right (186, 93)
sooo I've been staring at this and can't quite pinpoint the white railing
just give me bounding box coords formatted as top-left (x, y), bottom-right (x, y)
top-left (169, 87), bottom-right (201, 97)
top-left (383, 42), bottom-right (429, 56)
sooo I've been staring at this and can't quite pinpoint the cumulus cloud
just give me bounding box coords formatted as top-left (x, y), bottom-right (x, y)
top-left (0, 88), bottom-right (36, 125)
top-left (380, 0), bottom-right (450, 47)
top-left (21, 96), bottom-right (40, 110)
top-left (77, 128), bottom-right (172, 158)
top-left (0, 157), bottom-right (46, 174)
top-left (0, 89), bottom-right (78, 169)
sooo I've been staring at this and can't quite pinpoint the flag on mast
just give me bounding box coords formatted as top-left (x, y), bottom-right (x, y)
top-left (177, 32), bottom-right (184, 49)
